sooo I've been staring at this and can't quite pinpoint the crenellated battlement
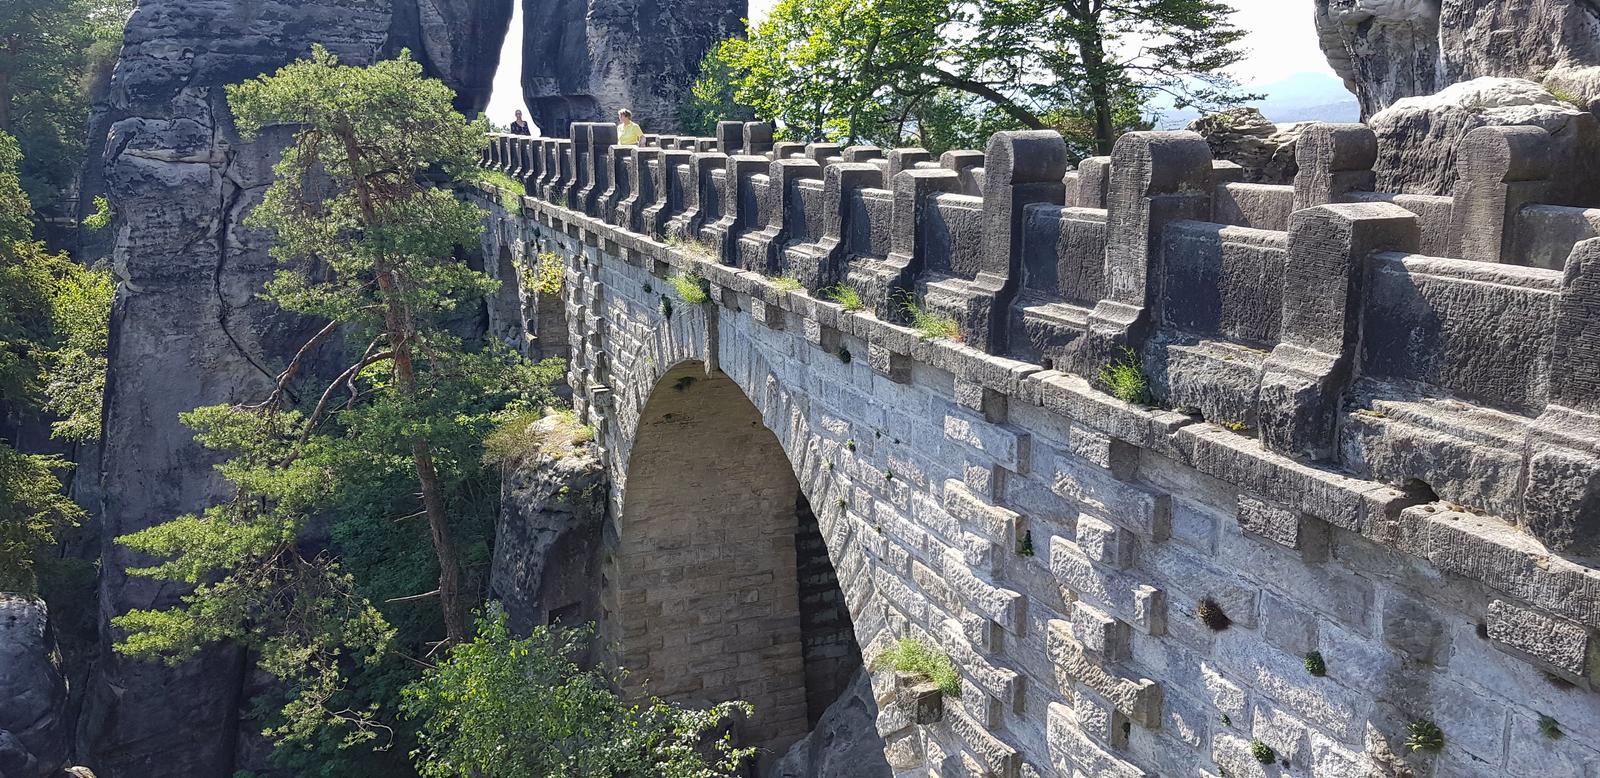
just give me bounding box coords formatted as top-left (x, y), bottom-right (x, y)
top-left (483, 119), bottom-right (1600, 554)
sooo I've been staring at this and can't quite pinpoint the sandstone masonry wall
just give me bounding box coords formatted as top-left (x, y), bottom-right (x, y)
top-left (473, 117), bottom-right (1600, 776)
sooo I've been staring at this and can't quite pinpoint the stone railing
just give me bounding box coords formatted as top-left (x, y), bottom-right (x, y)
top-left (482, 120), bottom-right (1600, 556)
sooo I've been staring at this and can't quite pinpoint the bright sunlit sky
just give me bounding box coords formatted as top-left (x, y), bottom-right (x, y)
top-left (485, 0), bottom-right (1338, 129)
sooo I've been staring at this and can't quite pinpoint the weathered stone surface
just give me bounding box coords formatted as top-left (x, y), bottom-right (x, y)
top-left (1486, 599), bottom-right (1599, 684)
top-left (1186, 108), bottom-right (1306, 184)
top-left (769, 670), bottom-right (892, 778)
top-left (1368, 77), bottom-right (1600, 204)
top-left (521, 0), bottom-right (745, 134)
top-left (1316, 0), bottom-right (1600, 118)
top-left (0, 597), bottom-right (68, 778)
top-left (489, 415), bottom-right (607, 633)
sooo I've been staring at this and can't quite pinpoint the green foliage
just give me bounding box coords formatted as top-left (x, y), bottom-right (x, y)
top-left (876, 636), bottom-right (961, 697)
top-left (482, 403), bottom-right (593, 466)
top-left (111, 49), bottom-right (555, 764)
top-left (1016, 530), bottom-right (1034, 557)
top-left (664, 230), bottom-right (719, 262)
top-left (772, 275), bottom-right (804, 292)
top-left (824, 283), bottom-right (863, 311)
top-left (1098, 347), bottom-right (1150, 405)
top-left (669, 272), bottom-right (710, 305)
top-left (1539, 714), bottom-right (1562, 740)
top-left (478, 169), bottom-right (526, 211)
top-left (0, 130), bottom-right (107, 591)
top-left (688, 0), bottom-right (1236, 153)
top-left (1303, 651), bottom-right (1326, 677)
top-left (526, 251), bottom-right (564, 296)
top-left (836, 346), bottom-right (851, 363)
top-left (401, 607), bottom-right (755, 778)
top-left (1196, 597), bottom-right (1231, 632)
top-left (1249, 739), bottom-right (1275, 764)
top-left (0, 0), bottom-right (132, 205)
top-left (1405, 719), bottom-right (1444, 753)
top-left (82, 195), bottom-right (110, 230)
top-left (678, 48), bottom-right (756, 136)
top-left (903, 299), bottom-right (961, 341)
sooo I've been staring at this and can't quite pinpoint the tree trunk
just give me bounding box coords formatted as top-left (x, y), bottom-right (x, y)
top-left (0, 69), bottom-right (12, 133)
top-left (1079, 36), bottom-right (1115, 155)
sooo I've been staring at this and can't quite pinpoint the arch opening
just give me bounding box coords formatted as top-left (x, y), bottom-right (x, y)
top-left (608, 360), bottom-right (865, 764)
top-left (490, 244), bottom-right (522, 349)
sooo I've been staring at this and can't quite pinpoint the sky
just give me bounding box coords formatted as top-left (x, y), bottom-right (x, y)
top-left (485, 0), bottom-right (1340, 128)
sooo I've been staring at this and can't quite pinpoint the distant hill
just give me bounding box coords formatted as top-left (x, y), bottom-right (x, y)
top-left (1153, 71), bottom-right (1360, 129)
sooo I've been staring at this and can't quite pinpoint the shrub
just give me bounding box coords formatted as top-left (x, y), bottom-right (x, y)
top-left (903, 300), bottom-right (961, 342)
top-left (664, 229), bottom-right (719, 261)
top-left (1197, 598), bottom-right (1232, 632)
top-left (525, 251), bottom-right (564, 296)
top-left (668, 272), bottom-right (709, 305)
top-left (772, 275), bottom-right (804, 292)
top-left (1405, 719), bottom-right (1444, 753)
top-left (1304, 651), bottom-right (1326, 677)
top-left (483, 408), bottom-right (594, 466)
top-left (876, 637), bottom-right (961, 697)
top-left (823, 283), bottom-right (864, 312)
top-left (478, 170), bottom-right (526, 211)
top-left (1250, 739), bottom-right (1275, 764)
top-left (1098, 346), bottom-right (1150, 405)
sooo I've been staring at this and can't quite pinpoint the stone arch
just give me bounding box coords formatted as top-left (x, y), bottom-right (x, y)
top-left (605, 357), bottom-right (876, 766)
top-left (489, 243), bottom-right (522, 349)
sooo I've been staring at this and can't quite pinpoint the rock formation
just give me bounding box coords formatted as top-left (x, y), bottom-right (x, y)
top-left (1368, 76), bottom-right (1600, 203)
top-left (88, 0), bottom-right (507, 774)
top-left (489, 415), bottom-right (607, 634)
top-left (1186, 108), bottom-right (1307, 184)
top-left (521, 0), bottom-right (746, 135)
top-left (768, 670), bottom-right (891, 778)
top-left (0, 597), bottom-right (69, 778)
top-left (1316, 0), bottom-right (1600, 117)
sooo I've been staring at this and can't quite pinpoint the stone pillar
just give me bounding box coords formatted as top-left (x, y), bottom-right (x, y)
top-left (547, 139), bottom-right (574, 203)
top-left (563, 124), bottom-right (592, 210)
top-left (978, 131), bottom-right (1069, 354)
top-left (644, 148), bottom-right (694, 238)
top-left (1293, 124), bottom-right (1376, 211)
top-left (773, 141), bottom-right (806, 159)
top-left (1258, 202), bottom-right (1418, 461)
top-left (1447, 125), bottom-right (1552, 265)
top-left (667, 151), bottom-right (728, 239)
top-left (618, 147), bottom-right (660, 233)
top-left (716, 120), bottom-right (745, 154)
top-left (693, 137), bottom-right (718, 152)
top-left (706, 155), bottom-right (770, 264)
top-left (602, 145), bottom-right (633, 227)
top-left (887, 148), bottom-right (933, 179)
top-left (1526, 238), bottom-right (1600, 549)
top-left (842, 146), bottom-right (884, 165)
top-left (1080, 131), bottom-right (1212, 369)
top-left (742, 157), bottom-right (823, 273)
top-left (537, 139), bottom-right (560, 199)
top-left (1073, 156), bottom-right (1111, 208)
top-left (789, 162), bottom-right (879, 290)
top-left (743, 121), bottom-right (775, 156)
top-left (940, 149), bottom-right (985, 195)
top-left (578, 122), bottom-right (618, 217)
top-left (806, 143), bottom-right (844, 166)
top-left (878, 168), bottom-right (962, 318)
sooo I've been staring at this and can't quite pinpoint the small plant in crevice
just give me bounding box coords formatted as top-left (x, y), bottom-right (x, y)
top-left (903, 299), bottom-right (962, 342)
top-left (875, 637), bottom-right (961, 698)
top-left (663, 229), bottom-right (719, 262)
top-left (1539, 714), bottom-right (1563, 741)
top-left (835, 498), bottom-right (847, 509)
top-left (643, 281), bottom-right (653, 294)
top-left (1016, 531), bottom-right (1035, 557)
top-left (1304, 650), bottom-right (1326, 677)
top-left (1405, 719), bottom-right (1444, 753)
top-left (1219, 713), bottom-right (1232, 727)
top-left (1249, 740), bottom-right (1275, 764)
top-left (844, 439), bottom-right (856, 452)
top-left (1221, 419), bottom-right (1247, 433)
top-left (1098, 346), bottom-right (1151, 406)
top-left (659, 294), bottom-right (673, 319)
top-left (1197, 597), bottom-right (1232, 632)
top-left (823, 283), bottom-right (865, 312)
top-left (668, 272), bottom-right (710, 305)
top-left (825, 461), bottom-right (834, 471)
top-left (884, 469), bottom-right (895, 481)
top-left (773, 275), bottom-right (804, 292)
top-left (836, 346), bottom-right (852, 364)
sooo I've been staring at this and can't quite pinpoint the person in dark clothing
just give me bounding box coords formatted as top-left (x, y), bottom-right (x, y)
top-left (509, 110), bottom-right (531, 135)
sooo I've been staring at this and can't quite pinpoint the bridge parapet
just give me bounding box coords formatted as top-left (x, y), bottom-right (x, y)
top-left (473, 119), bottom-right (1600, 776)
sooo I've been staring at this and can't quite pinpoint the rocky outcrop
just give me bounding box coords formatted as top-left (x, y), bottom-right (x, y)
top-left (1369, 76), bottom-right (1600, 203)
top-left (768, 670), bottom-right (890, 778)
top-left (0, 597), bottom-right (69, 777)
top-left (1186, 108), bottom-right (1307, 184)
top-left (489, 414), bottom-right (607, 634)
top-left (521, 0), bottom-right (745, 135)
top-left (88, 1), bottom-right (506, 775)
top-left (1316, 0), bottom-right (1600, 118)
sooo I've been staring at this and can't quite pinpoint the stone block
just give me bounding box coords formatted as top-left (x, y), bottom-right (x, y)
top-left (1070, 601), bottom-right (1132, 662)
top-left (1258, 591), bottom-right (1318, 658)
top-left (1045, 620), bottom-right (1162, 726)
top-left (1379, 594), bottom-right (1451, 666)
top-left (946, 411), bottom-right (1030, 473)
top-left (1052, 455), bottom-right (1171, 540)
top-left (943, 549), bottom-right (1025, 635)
top-left (1046, 702), bottom-right (1149, 778)
top-left (1486, 599), bottom-right (1599, 683)
top-left (1075, 514), bottom-right (1135, 569)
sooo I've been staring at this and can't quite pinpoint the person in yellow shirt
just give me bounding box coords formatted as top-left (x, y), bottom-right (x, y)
top-left (617, 108), bottom-right (644, 146)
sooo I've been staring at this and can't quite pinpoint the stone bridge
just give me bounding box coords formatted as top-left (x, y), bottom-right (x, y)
top-left (473, 120), bottom-right (1600, 776)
